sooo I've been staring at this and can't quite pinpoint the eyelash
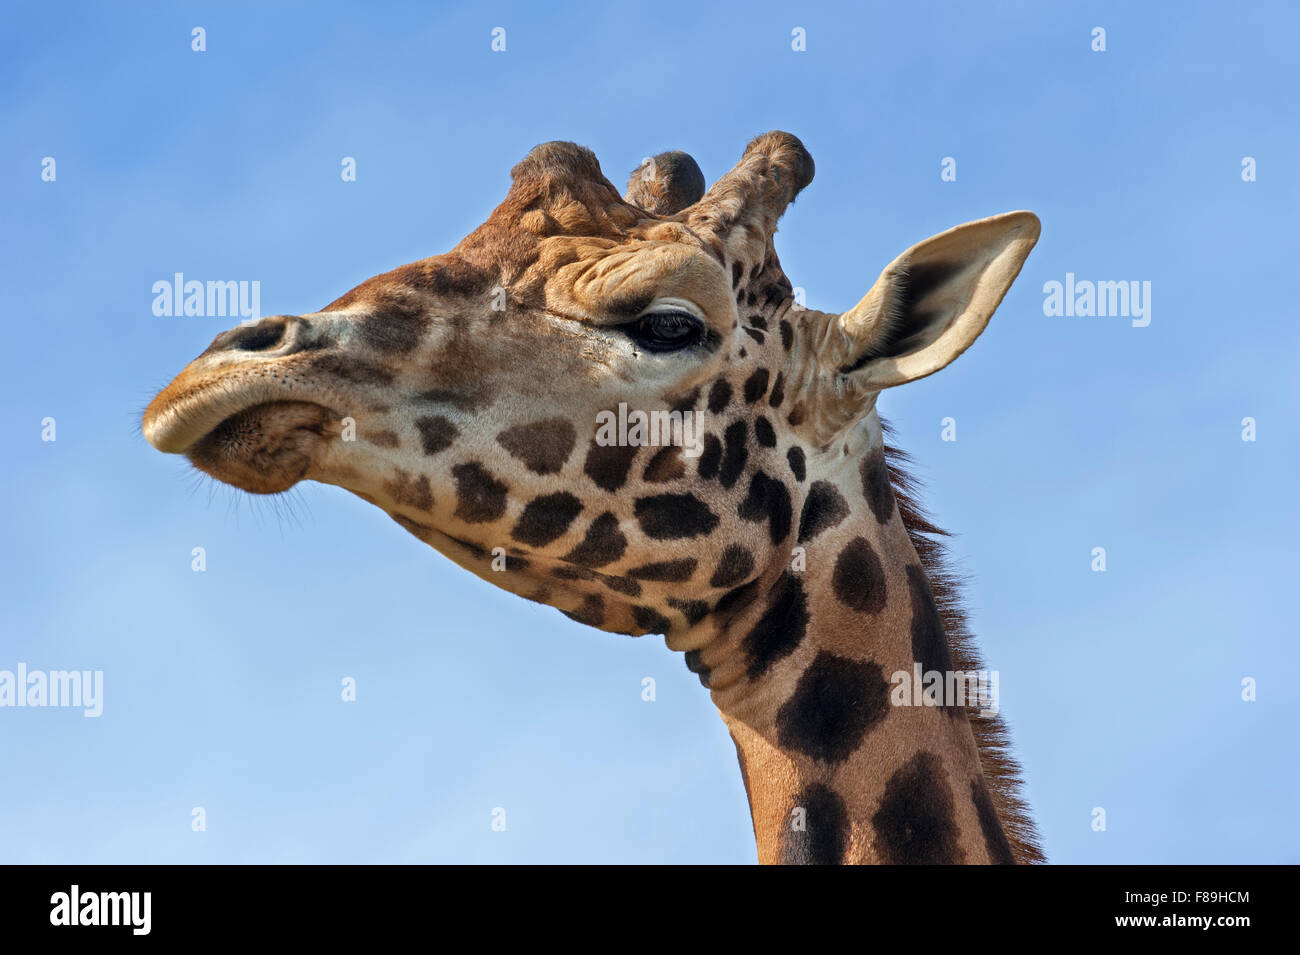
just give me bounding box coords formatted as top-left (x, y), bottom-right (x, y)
top-left (623, 308), bottom-right (706, 353)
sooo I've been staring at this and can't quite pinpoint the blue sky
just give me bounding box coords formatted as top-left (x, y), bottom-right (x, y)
top-left (2, 0), bottom-right (1296, 863)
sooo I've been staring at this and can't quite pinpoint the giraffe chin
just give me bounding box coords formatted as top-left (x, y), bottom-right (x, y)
top-left (187, 400), bottom-right (335, 495)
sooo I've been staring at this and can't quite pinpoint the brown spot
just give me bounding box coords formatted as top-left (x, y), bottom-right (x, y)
top-left (496, 418), bottom-right (577, 475)
top-left (552, 565), bottom-right (594, 581)
top-left (972, 778), bottom-right (1017, 864)
top-left (710, 544), bottom-right (755, 588)
top-left (631, 605), bottom-right (671, 635)
top-left (562, 594), bottom-right (606, 627)
top-left (778, 783), bottom-right (848, 864)
top-left (415, 415), bottom-right (458, 455)
top-left (443, 531), bottom-right (487, 560)
top-left (583, 439), bottom-right (639, 492)
top-left (669, 387), bottom-right (701, 414)
top-left (451, 462), bottom-right (508, 523)
top-left (798, 481), bottom-right (849, 543)
top-left (389, 470), bottom-right (433, 511)
top-left (786, 446), bottom-right (806, 482)
top-left (643, 445), bottom-right (686, 483)
top-left (769, 372), bottom-right (785, 408)
top-left (707, 378), bottom-right (733, 414)
top-left (697, 434), bottom-right (722, 480)
top-left (562, 512), bottom-right (626, 568)
top-left (598, 574), bottom-right (642, 597)
top-left (871, 752), bottom-right (964, 864)
top-left (669, 598), bottom-right (710, 625)
top-left (391, 513), bottom-right (435, 541)
top-left (326, 254), bottom-right (492, 310)
top-left (861, 446), bottom-right (896, 523)
top-left (719, 421), bottom-right (749, 489)
top-left (355, 301), bottom-right (428, 354)
top-left (511, 492), bottom-right (583, 547)
top-left (742, 573), bottom-right (808, 678)
top-left (832, 537), bottom-right (887, 613)
top-left (309, 354), bottom-right (393, 386)
top-left (634, 493), bottom-right (719, 540)
top-left (629, 558), bottom-right (697, 582)
top-left (775, 651), bottom-right (890, 764)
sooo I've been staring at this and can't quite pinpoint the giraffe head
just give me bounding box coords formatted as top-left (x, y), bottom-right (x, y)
top-left (143, 132), bottom-right (1038, 639)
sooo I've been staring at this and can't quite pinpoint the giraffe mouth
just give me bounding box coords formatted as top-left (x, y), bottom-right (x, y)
top-left (144, 355), bottom-right (347, 493)
top-left (184, 400), bottom-right (339, 494)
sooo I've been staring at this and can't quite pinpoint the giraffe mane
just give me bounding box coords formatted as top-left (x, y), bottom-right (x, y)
top-left (881, 419), bottom-right (1046, 864)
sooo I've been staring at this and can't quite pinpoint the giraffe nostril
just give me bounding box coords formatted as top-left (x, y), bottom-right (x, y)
top-left (226, 319), bottom-right (288, 352)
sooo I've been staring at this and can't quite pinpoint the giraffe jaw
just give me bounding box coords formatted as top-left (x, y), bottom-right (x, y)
top-left (184, 400), bottom-right (340, 494)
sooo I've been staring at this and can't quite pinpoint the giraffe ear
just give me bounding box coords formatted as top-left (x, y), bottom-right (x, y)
top-left (835, 212), bottom-right (1040, 390)
top-left (624, 151), bottom-right (706, 215)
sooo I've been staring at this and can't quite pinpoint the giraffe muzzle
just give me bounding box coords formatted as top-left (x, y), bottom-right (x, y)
top-left (143, 315), bottom-right (349, 492)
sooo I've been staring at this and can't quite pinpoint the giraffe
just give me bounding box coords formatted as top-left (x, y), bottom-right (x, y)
top-left (143, 132), bottom-right (1043, 864)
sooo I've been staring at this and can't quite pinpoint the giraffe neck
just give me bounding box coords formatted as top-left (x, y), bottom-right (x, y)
top-left (679, 415), bottom-right (1016, 864)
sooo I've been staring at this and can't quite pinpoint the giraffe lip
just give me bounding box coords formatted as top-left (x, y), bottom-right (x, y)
top-left (142, 361), bottom-right (341, 493)
top-left (185, 400), bottom-right (338, 494)
top-left (143, 373), bottom-right (336, 455)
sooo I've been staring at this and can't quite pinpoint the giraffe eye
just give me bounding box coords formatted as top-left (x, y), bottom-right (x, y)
top-left (624, 308), bottom-right (705, 353)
